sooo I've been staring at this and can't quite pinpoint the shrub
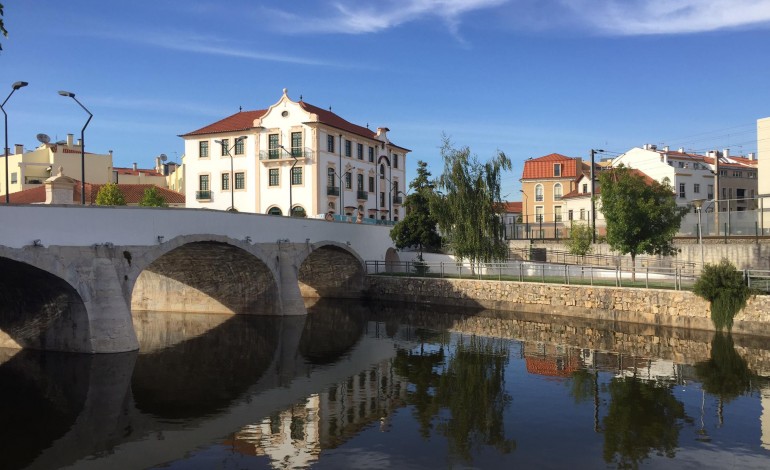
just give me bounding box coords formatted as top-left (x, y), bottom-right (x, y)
top-left (693, 259), bottom-right (750, 331)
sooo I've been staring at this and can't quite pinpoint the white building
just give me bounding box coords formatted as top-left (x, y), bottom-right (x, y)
top-left (180, 89), bottom-right (409, 220)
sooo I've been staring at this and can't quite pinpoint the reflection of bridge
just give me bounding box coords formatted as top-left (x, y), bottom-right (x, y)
top-left (0, 205), bottom-right (399, 353)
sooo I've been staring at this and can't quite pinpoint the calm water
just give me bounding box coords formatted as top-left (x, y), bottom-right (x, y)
top-left (2, 300), bottom-right (770, 469)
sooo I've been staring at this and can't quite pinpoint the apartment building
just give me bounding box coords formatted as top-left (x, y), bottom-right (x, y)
top-left (520, 153), bottom-right (586, 224)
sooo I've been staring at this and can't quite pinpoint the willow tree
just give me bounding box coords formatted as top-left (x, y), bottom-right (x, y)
top-left (431, 138), bottom-right (511, 264)
top-left (599, 166), bottom-right (687, 279)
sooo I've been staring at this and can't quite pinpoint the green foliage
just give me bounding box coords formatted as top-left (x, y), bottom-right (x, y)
top-left (390, 161), bottom-right (442, 257)
top-left (565, 222), bottom-right (593, 258)
top-left (693, 259), bottom-right (750, 331)
top-left (695, 333), bottom-right (754, 402)
top-left (411, 255), bottom-right (431, 276)
top-left (602, 377), bottom-right (687, 468)
top-left (599, 166), bottom-right (688, 266)
top-left (431, 137), bottom-right (512, 264)
top-left (95, 183), bottom-right (127, 206)
top-left (138, 186), bottom-right (168, 207)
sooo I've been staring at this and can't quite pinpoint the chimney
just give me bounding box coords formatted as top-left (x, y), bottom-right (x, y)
top-left (14, 144), bottom-right (23, 154)
top-left (67, 134), bottom-right (74, 146)
top-left (678, 147), bottom-right (685, 153)
top-left (663, 146), bottom-right (669, 152)
top-left (723, 148), bottom-right (730, 159)
top-left (76, 139), bottom-right (82, 147)
top-left (748, 152), bottom-right (756, 161)
top-left (132, 162), bottom-right (138, 171)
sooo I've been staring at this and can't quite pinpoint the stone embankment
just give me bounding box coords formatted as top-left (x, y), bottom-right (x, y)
top-left (365, 277), bottom-right (770, 337)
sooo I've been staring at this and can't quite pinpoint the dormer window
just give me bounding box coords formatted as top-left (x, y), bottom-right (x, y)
top-left (553, 164), bottom-right (561, 177)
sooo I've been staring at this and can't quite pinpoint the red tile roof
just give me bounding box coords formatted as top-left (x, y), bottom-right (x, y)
top-left (502, 201), bottom-right (522, 213)
top-left (522, 153), bottom-right (582, 180)
top-left (9, 182), bottom-right (185, 205)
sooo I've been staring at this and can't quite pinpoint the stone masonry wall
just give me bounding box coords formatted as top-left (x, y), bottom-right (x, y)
top-left (365, 276), bottom-right (770, 337)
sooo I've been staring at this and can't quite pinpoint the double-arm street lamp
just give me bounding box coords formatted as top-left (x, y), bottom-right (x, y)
top-left (2, 81), bottom-right (29, 203)
top-left (215, 136), bottom-right (247, 212)
top-left (519, 189), bottom-right (529, 239)
top-left (59, 91), bottom-right (92, 205)
top-left (279, 145), bottom-right (301, 216)
top-left (590, 149), bottom-right (606, 243)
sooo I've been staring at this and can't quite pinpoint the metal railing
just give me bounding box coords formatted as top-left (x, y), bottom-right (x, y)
top-left (357, 190), bottom-right (369, 200)
top-left (327, 186), bottom-right (340, 196)
top-left (393, 195), bottom-right (403, 204)
top-left (258, 147), bottom-right (314, 161)
top-left (748, 270), bottom-right (770, 294)
top-left (508, 247), bottom-right (697, 275)
top-left (366, 260), bottom-right (696, 290)
top-left (195, 190), bottom-right (212, 200)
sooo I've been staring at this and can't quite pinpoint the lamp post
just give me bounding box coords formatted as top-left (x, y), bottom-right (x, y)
top-left (59, 91), bottom-right (92, 205)
top-left (280, 145), bottom-right (300, 216)
top-left (215, 136), bottom-right (247, 212)
top-left (377, 155), bottom-right (393, 221)
top-left (519, 189), bottom-right (529, 239)
top-left (2, 81), bottom-right (28, 203)
top-left (590, 149), bottom-right (605, 243)
top-left (692, 198), bottom-right (705, 269)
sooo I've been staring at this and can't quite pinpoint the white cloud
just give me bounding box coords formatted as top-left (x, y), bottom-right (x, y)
top-left (561, 0), bottom-right (770, 35)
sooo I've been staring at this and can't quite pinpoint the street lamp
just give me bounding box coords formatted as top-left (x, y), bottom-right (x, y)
top-left (215, 136), bottom-right (247, 212)
top-left (692, 198), bottom-right (705, 269)
top-left (519, 189), bottom-right (529, 239)
top-left (590, 149), bottom-right (605, 243)
top-left (279, 145), bottom-right (301, 217)
top-left (59, 91), bottom-right (92, 205)
top-left (377, 155), bottom-right (393, 221)
top-left (2, 81), bottom-right (28, 203)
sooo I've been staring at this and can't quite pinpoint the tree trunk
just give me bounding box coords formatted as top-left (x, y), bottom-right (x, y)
top-left (631, 253), bottom-right (636, 282)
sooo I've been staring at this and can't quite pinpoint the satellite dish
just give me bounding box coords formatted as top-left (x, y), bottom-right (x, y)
top-left (36, 133), bottom-right (51, 144)
top-left (160, 154), bottom-right (168, 162)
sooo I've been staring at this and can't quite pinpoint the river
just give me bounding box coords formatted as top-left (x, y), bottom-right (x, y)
top-left (2, 300), bottom-right (770, 469)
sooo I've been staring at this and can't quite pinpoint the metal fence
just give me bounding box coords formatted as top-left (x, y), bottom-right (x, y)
top-left (366, 260), bottom-right (697, 290)
top-left (508, 247), bottom-right (697, 275)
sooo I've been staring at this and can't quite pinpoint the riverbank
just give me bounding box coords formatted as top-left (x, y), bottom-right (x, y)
top-left (365, 276), bottom-right (770, 337)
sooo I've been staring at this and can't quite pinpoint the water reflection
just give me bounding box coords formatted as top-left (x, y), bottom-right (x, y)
top-left (3, 301), bottom-right (770, 469)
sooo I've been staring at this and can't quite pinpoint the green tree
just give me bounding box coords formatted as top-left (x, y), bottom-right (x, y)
top-left (431, 137), bottom-right (511, 264)
top-left (94, 183), bottom-right (126, 206)
top-left (695, 333), bottom-right (754, 403)
top-left (565, 222), bottom-right (592, 260)
top-left (693, 259), bottom-right (750, 331)
top-left (390, 160), bottom-right (442, 259)
top-left (138, 186), bottom-right (168, 207)
top-left (599, 166), bottom-right (687, 278)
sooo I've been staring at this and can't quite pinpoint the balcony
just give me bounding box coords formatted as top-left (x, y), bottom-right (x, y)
top-left (24, 176), bottom-right (45, 185)
top-left (196, 190), bottom-right (212, 200)
top-left (259, 147), bottom-right (314, 162)
top-left (357, 190), bottom-right (368, 201)
top-left (392, 195), bottom-right (403, 204)
top-left (327, 186), bottom-right (340, 196)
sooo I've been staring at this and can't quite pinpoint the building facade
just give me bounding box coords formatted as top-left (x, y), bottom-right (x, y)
top-left (181, 89), bottom-right (409, 220)
top-left (520, 153), bottom-right (586, 225)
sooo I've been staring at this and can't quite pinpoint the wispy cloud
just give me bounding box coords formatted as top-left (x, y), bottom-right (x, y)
top-left (564, 0), bottom-right (770, 35)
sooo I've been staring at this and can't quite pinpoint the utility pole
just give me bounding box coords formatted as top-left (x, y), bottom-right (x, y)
top-left (590, 149), bottom-right (603, 243)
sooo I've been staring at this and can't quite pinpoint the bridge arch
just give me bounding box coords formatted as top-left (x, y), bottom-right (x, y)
top-left (130, 235), bottom-right (281, 315)
top-left (297, 241), bottom-right (365, 299)
top-left (0, 250), bottom-right (92, 352)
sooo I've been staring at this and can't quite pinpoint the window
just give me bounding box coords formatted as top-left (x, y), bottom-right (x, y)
top-left (554, 206), bottom-right (563, 222)
top-left (345, 139), bottom-right (351, 157)
top-left (268, 207), bottom-right (282, 216)
top-left (11, 172), bottom-right (17, 184)
top-left (720, 170), bottom-right (727, 176)
top-left (380, 192), bottom-right (385, 207)
top-left (235, 172), bottom-right (245, 190)
top-left (220, 138), bottom-right (229, 156)
top-left (357, 173), bottom-right (364, 191)
top-left (678, 161), bottom-right (684, 168)
top-left (737, 188), bottom-right (746, 200)
top-left (235, 137), bottom-right (245, 155)
top-left (733, 171), bottom-right (742, 178)
top-left (221, 173), bottom-right (229, 191)
top-left (291, 132), bottom-right (302, 157)
top-left (679, 183), bottom-right (686, 198)
top-left (568, 210), bottom-right (573, 221)
top-left (722, 187), bottom-right (727, 198)
top-left (694, 183), bottom-right (700, 194)
top-left (393, 181), bottom-right (398, 194)
top-left (369, 176), bottom-right (374, 192)
top-left (292, 167), bottom-right (302, 185)
top-left (535, 206), bottom-right (544, 222)
top-left (554, 183), bottom-right (563, 200)
top-left (535, 184), bottom-right (544, 202)
top-left (199, 174), bottom-right (209, 190)
top-left (368, 146), bottom-right (374, 162)
top-left (579, 208), bottom-right (585, 220)
top-left (327, 135), bottom-right (335, 152)
top-left (582, 183), bottom-right (588, 193)
top-left (269, 168), bottom-right (279, 186)
top-left (394, 154), bottom-right (399, 168)
top-left (357, 143), bottom-right (363, 160)
top-left (380, 164), bottom-right (385, 178)
top-left (291, 206), bottom-right (306, 217)
top-left (708, 184), bottom-right (714, 199)
top-left (199, 141), bottom-right (209, 158)
top-left (345, 172), bottom-right (352, 189)
top-left (327, 168), bottom-right (336, 187)
top-left (268, 134), bottom-right (279, 159)
top-left (553, 164), bottom-right (561, 177)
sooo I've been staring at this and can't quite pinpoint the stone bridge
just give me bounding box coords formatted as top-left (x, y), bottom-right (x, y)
top-left (0, 205), bottom-right (399, 353)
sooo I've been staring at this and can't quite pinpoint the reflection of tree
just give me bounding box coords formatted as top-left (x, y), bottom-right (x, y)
top-left (394, 335), bottom-right (515, 463)
top-left (602, 376), bottom-right (687, 469)
top-left (695, 333), bottom-right (754, 403)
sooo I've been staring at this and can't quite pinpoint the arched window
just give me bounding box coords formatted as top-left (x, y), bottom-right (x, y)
top-left (379, 164), bottom-right (385, 178)
top-left (291, 206), bottom-right (306, 218)
top-left (553, 183), bottom-right (563, 201)
top-left (327, 168), bottom-right (336, 187)
top-left (267, 207), bottom-right (282, 216)
top-left (535, 184), bottom-right (544, 202)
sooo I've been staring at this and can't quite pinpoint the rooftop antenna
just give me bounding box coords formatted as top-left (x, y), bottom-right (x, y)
top-left (299, 94), bottom-right (303, 101)
top-left (239, 106), bottom-right (242, 112)
top-left (329, 106), bottom-right (332, 112)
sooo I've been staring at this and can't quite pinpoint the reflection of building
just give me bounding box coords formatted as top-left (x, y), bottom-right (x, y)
top-left (226, 359), bottom-right (408, 468)
top-left (181, 89), bottom-right (409, 218)
top-left (523, 342), bottom-right (581, 377)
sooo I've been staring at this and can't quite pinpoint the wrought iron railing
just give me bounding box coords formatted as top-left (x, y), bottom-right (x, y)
top-left (195, 190), bottom-right (212, 200)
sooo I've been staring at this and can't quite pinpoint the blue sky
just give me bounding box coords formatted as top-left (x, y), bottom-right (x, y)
top-left (3, 0), bottom-right (770, 199)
